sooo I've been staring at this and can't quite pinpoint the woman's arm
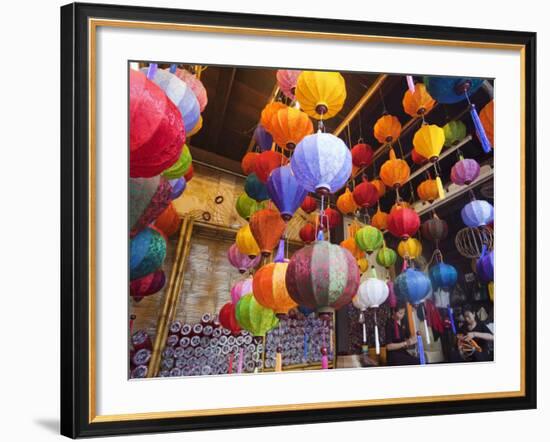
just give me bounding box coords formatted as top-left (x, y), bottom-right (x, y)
top-left (468, 331), bottom-right (494, 341)
top-left (386, 341), bottom-right (407, 351)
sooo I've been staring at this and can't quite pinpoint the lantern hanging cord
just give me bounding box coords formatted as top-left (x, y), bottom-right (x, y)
top-left (358, 109), bottom-right (364, 142)
top-left (378, 88), bottom-right (388, 114)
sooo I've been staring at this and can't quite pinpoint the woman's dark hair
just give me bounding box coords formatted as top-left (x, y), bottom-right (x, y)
top-left (393, 301), bottom-right (407, 313)
top-left (463, 304), bottom-right (475, 315)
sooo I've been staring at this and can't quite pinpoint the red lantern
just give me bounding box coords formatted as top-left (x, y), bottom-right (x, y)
top-left (351, 143), bottom-right (374, 168)
top-left (241, 152), bottom-right (259, 175)
top-left (254, 151), bottom-right (288, 183)
top-left (352, 178), bottom-right (379, 208)
top-left (319, 207), bottom-right (342, 229)
top-left (301, 195), bottom-right (317, 213)
top-left (387, 206), bottom-right (420, 239)
top-left (219, 302), bottom-right (241, 335)
top-left (299, 223), bottom-right (317, 244)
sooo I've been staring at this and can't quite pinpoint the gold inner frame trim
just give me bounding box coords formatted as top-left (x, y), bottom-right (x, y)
top-left (88, 18), bottom-right (527, 423)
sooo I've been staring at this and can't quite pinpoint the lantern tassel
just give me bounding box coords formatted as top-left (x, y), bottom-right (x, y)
top-left (228, 352), bottom-right (234, 374)
top-left (470, 103), bottom-right (492, 153)
top-left (146, 63), bottom-right (158, 80)
top-left (406, 75), bottom-right (415, 93)
top-left (435, 175), bottom-right (446, 200)
top-left (375, 324), bottom-right (380, 355)
top-left (274, 239), bottom-right (285, 263)
top-left (423, 305), bottom-right (431, 345)
top-left (237, 347), bottom-right (244, 374)
top-left (407, 302), bottom-right (416, 336)
top-left (417, 332), bottom-right (426, 365)
top-left (169, 63), bottom-right (177, 74)
top-left (362, 321), bottom-right (367, 343)
top-left (321, 353), bottom-right (329, 369)
top-left (448, 306), bottom-right (457, 335)
top-left (275, 351), bottom-right (283, 372)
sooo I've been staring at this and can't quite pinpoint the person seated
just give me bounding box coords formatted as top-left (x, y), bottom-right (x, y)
top-left (455, 305), bottom-right (494, 362)
top-left (385, 302), bottom-right (420, 366)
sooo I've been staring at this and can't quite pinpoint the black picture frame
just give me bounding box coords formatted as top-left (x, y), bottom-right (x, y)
top-left (61, 2), bottom-right (537, 438)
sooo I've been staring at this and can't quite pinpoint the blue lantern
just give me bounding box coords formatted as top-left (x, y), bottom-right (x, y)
top-left (423, 76), bottom-right (484, 104)
top-left (130, 227), bottom-right (167, 280)
top-left (254, 124), bottom-right (273, 151)
top-left (394, 268), bottom-right (432, 304)
top-left (291, 132), bottom-right (352, 195)
top-left (267, 165), bottom-right (308, 221)
top-left (476, 249), bottom-right (494, 282)
top-left (244, 173), bottom-right (269, 202)
top-left (429, 262), bottom-right (458, 289)
top-left (461, 200), bottom-right (494, 227)
top-left (168, 177), bottom-right (186, 200)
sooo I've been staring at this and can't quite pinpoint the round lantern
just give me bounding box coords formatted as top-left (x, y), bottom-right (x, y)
top-left (352, 179), bottom-right (379, 208)
top-left (235, 293), bottom-right (279, 337)
top-left (236, 193), bottom-right (265, 221)
top-left (276, 69), bottom-right (302, 100)
top-left (340, 237), bottom-right (365, 260)
top-left (380, 148), bottom-right (410, 189)
top-left (285, 242), bottom-right (360, 311)
top-left (480, 100), bottom-right (494, 147)
top-left (244, 173), bottom-right (269, 202)
top-left (162, 144), bottom-right (192, 179)
top-left (300, 195), bottom-right (317, 214)
top-left (129, 69), bottom-right (184, 178)
top-left (423, 76), bottom-right (484, 104)
top-left (154, 203), bottom-right (181, 237)
top-left (455, 226), bottom-right (494, 259)
top-left (241, 152), bottom-right (259, 175)
top-left (183, 164), bottom-right (194, 182)
top-left (371, 179), bottom-right (386, 198)
top-left (352, 295), bottom-right (367, 311)
top-left (371, 207), bottom-right (388, 231)
top-left (376, 245), bottom-right (397, 268)
top-left (402, 83), bottom-right (436, 117)
top-left (267, 165), bottom-right (308, 221)
top-left (461, 200), bottom-right (494, 227)
top-left (421, 215), bottom-right (449, 243)
top-left (168, 177), bottom-right (186, 200)
top-left (129, 177), bottom-right (173, 238)
top-left (295, 71), bottom-right (346, 120)
top-left (130, 227), bottom-right (167, 281)
top-left (336, 188), bottom-right (358, 215)
top-left (299, 223), bottom-right (317, 244)
top-left (397, 238), bottom-right (423, 259)
top-left (357, 275), bottom-right (390, 308)
top-left (175, 68), bottom-right (208, 112)
top-left (374, 115), bottom-right (402, 144)
top-left (219, 302), bottom-right (241, 335)
top-left (451, 158), bottom-right (480, 185)
top-left (254, 150), bottom-right (288, 183)
top-left (291, 132), bottom-right (352, 195)
top-left (236, 224), bottom-right (260, 258)
top-left (351, 143), bottom-right (374, 168)
top-left (187, 115), bottom-right (203, 136)
top-left (357, 258), bottom-right (369, 274)
top-left (253, 261), bottom-right (297, 315)
top-left (476, 249), bottom-right (494, 282)
top-left (417, 179), bottom-right (439, 202)
top-left (355, 225), bottom-right (384, 254)
top-left (319, 207), bottom-right (342, 229)
top-left (413, 124), bottom-right (445, 162)
top-left (253, 124), bottom-right (273, 151)
top-left (387, 206), bottom-right (420, 239)
top-left (270, 107), bottom-right (313, 150)
top-left (411, 149), bottom-right (428, 165)
top-left (130, 270), bottom-right (166, 299)
top-left (260, 102), bottom-right (287, 133)
top-left (394, 268), bottom-right (432, 304)
top-left (249, 208), bottom-right (287, 256)
top-left (443, 120), bottom-right (467, 147)
top-left (230, 277), bottom-right (253, 304)
top-left (429, 262), bottom-right (458, 289)
top-left (227, 243), bottom-right (261, 274)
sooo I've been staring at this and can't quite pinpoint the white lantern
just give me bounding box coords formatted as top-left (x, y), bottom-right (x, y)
top-left (356, 273), bottom-right (389, 354)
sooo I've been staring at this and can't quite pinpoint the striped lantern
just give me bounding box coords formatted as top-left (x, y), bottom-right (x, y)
top-left (300, 195), bottom-right (317, 214)
top-left (174, 68), bottom-right (208, 112)
top-left (253, 261), bottom-right (297, 315)
top-left (352, 178), bottom-right (379, 208)
top-left (299, 223), bottom-right (317, 244)
top-left (235, 293), bottom-right (279, 337)
top-left (374, 115), bottom-right (402, 144)
top-left (235, 224), bottom-right (260, 258)
top-left (397, 238), bottom-right (423, 259)
top-left (423, 76), bottom-right (484, 104)
top-left (421, 215), bottom-right (449, 243)
top-left (154, 203), bottom-right (182, 237)
top-left (402, 83), bottom-right (436, 117)
top-left (417, 179), bottom-right (439, 202)
top-left (336, 188), bottom-right (358, 215)
top-left (351, 143), bottom-right (374, 168)
top-left (235, 193), bottom-right (265, 221)
top-left (371, 207), bottom-right (388, 231)
top-left (241, 152), bottom-right (259, 175)
top-left (295, 71), bottom-right (347, 120)
top-left (355, 225), bottom-right (384, 254)
top-left (162, 144), bottom-right (192, 179)
top-left (387, 206), bottom-right (420, 239)
top-left (267, 165), bottom-right (308, 221)
top-left (443, 120), bottom-right (467, 147)
top-left (270, 107), bottom-right (313, 150)
top-left (376, 245), bottom-right (397, 268)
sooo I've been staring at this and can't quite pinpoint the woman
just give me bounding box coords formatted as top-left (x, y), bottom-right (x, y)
top-left (385, 302), bottom-right (420, 366)
top-left (457, 305), bottom-right (494, 362)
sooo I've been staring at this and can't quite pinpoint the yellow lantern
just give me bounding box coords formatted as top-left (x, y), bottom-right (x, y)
top-left (374, 115), bottom-right (402, 145)
top-left (417, 179), bottom-right (439, 202)
top-left (336, 188), bottom-right (358, 215)
top-left (357, 257), bottom-right (369, 274)
top-left (270, 107), bottom-right (313, 150)
top-left (371, 206), bottom-right (388, 231)
top-left (236, 224), bottom-right (260, 258)
top-left (402, 83), bottom-right (436, 117)
top-left (260, 102), bottom-right (287, 133)
top-left (371, 179), bottom-right (386, 198)
top-left (295, 71), bottom-right (346, 120)
top-left (380, 148), bottom-right (410, 189)
top-left (397, 238), bottom-right (423, 259)
top-left (413, 124), bottom-right (446, 200)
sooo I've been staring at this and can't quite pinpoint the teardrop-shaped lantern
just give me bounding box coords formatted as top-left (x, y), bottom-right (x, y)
top-left (300, 195), bottom-right (317, 214)
top-left (421, 215), bottom-right (449, 243)
top-left (380, 148), bottom-right (410, 189)
top-left (374, 115), bottom-right (402, 145)
top-left (376, 245), bottom-right (397, 268)
top-left (267, 165), bottom-right (308, 221)
top-left (253, 261), bottom-right (297, 315)
top-left (162, 144), bottom-right (192, 179)
top-left (351, 143), bottom-right (374, 168)
top-left (236, 224), bottom-right (260, 258)
top-left (230, 277), bottom-right (253, 304)
top-left (443, 120), bottom-right (467, 147)
top-left (394, 268), bottom-right (432, 304)
top-left (254, 150), bottom-right (288, 183)
top-left (423, 76), bottom-right (484, 104)
top-left (235, 293), bottom-right (279, 337)
top-left (249, 208), bottom-right (287, 257)
top-left (276, 69), bottom-right (302, 100)
top-left (219, 302), bottom-right (241, 335)
top-left (413, 124), bottom-right (445, 162)
top-left (285, 242), bottom-right (360, 311)
top-left (451, 158), bottom-right (480, 185)
top-left (371, 179), bottom-right (386, 198)
top-left (291, 132), bottom-right (352, 195)
top-left (387, 206), bottom-right (420, 239)
top-left (336, 188), bottom-right (358, 215)
top-left (295, 71), bottom-right (347, 120)
top-left (260, 102), bottom-right (287, 133)
top-left (236, 193), bottom-right (265, 221)
top-left (241, 152), bottom-right (259, 175)
top-left (417, 179), bottom-right (439, 202)
top-left (130, 227), bottom-right (167, 281)
top-left (402, 83), bottom-right (436, 117)
top-left (154, 203), bottom-right (182, 237)
top-left (461, 200), bottom-right (494, 227)
top-left (352, 178), bottom-right (379, 208)
top-left (371, 206), bottom-right (389, 231)
top-left (476, 249), bottom-right (494, 282)
top-left (227, 243), bottom-right (261, 274)
top-left (397, 238), bottom-right (423, 259)
top-left (244, 173), bottom-right (269, 202)
top-left (480, 100), bottom-right (494, 147)
top-left (299, 223), bottom-right (317, 244)
top-left (174, 68), bottom-right (208, 112)
top-left (253, 124), bottom-right (274, 151)
top-left (319, 207), bottom-right (342, 229)
top-left (355, 225), bottom-right (384, 254)
top-left (430, 262), bottom-right (458, 289)
top-left (270, 107), bottom-right (313, 150)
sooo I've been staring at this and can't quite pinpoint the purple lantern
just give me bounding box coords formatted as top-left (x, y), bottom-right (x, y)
top-left (230, 277), bottom-right (253, 304)
top-left (476, 248), bottom-right (494, 282)
top-left (253, 124), bottom-right (273, 152)
top-left (168, 177), bottom-right (186, 200)
top-left (451, 158), bottom-right (481, 185)
top-left (267, 165), bottom-right (308, 221)
top-left (461, 200), bottom-right (494, 227)
top-left (227, 243), bottom-right (261, 274)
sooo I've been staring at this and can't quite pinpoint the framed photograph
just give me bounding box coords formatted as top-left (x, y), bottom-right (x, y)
top-left (60, 2), bottom-right (537, 438)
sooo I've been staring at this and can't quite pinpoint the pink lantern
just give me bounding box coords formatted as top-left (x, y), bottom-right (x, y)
top-left (227, 244), bottom-right (261, 274)
top-left (230, 277), bottom-right (253, 304)
top-left (276, 69), bottom-right (302, 100)
top-left (451, 158), bottom-right (481, 185)
top-left (175, 68), bottom-right (208, 112)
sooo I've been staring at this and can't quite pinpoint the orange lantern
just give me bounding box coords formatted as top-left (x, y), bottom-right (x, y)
top-left (249, 208), bottom-right (286, 256)
top-left (154, 203), bottom-right (181, 237)
top-left (253, 261), bottom-right (297, 315)
top-left (380, 148), bottom-right (410, 189)
top-left (480, 100), bottom-right (494, 147)
top-left (374, 115), bottom-right (402, 145)
top-left (417, 179), bottom-right (439, 202)
top-left (348, 220), bottom-right (363, 238)
top-left (402, 83), bottom-right (436, 117)
top-left (392, 201), bottom-right (411, 211)
top-left (371, 206), bottom-right (388, 231)
top-left (241, 152), bottom-right (259, 175)
top-left (270, 107), bottom-right (313, 150)
top-left (340, 236), bottom-right (366, 260)
top-left (371, 179), bottom-right (386, 198)
top-left (260, 102), bottom-right (287, 133)
top-left (336, 188), bottom-right (358, 215)
top-left (254, 150), bottom-right (288, 183)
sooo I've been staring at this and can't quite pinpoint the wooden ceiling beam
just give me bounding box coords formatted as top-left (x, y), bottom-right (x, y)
top-left (246, 82), bottom-right (280, 153)
top-left (205, 67), bottom-right (237, 152)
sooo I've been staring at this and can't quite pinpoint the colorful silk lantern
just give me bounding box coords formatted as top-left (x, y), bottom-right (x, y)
top-left (421, 215), bottom-right (448, 243)
top-left (299, 223), bottom-right (317, 244)
top-left (300, 195), bottom-right (317, 214)
top-left (129, 176), bottom-right (172, 238)
top-left (129, 69), bottom-right (184, 178)
top-left (254, 150), bottom-right (288, 183)
top-left (270, 107), bottom-right (313, 150)
top-left (336, 188), bottom-right (358, 215)
top-left (295, 71), bottom-right (346, 120)
top-left (130, 227), bottom-right (167, 281)
top-left (351, 143), bottom-right (374, 168)
top-left (340, 237), bottom-right (365, 261)
top-left (162, 144), bottom-right (192, 179)
top-left (394, 268), bottom-right (432, 304)
top-left (355, 225), bottom-right (384, 254)
top-left (253, 124), bottom-right (273, 151)
top-left (423, 76), bottom-right (484, 104)
top-left (443, 120), bottom-right (467, 147)
top-left (249, 208), bottom-right (287, 256)
top-left (480, 100), bottom-right (494, 147)
top-left (376, 244), bottom-right (397, 268)
top-left (227, 243), bottom-right (261, 274)
top-left (187, 115), bottom-right (203, 136)
top-left (267, 165), bottom-right (308, 221)
top-left (380, 148), bottom-right (410, 189)
top-left (285, 242), bottom-right (360, 311)
top-left (371, 179), bottom-right (386, 198)
top-left (183, 164), bottom-right (194, 182)
top-left (476, 248), bottom-right (494, 282)
top-left (130, 270), bottom-right (166, 299)
top-left (291, 132), bottom-right (352, 195)
top-left (236, 193), bottom-right (265, 221)
top-left (371, 206), bottom-right (388, 231)
top-left (402, 83), bottom-right (436, 117)
top-left (253, 261), bottom-right (297, 315)
top-left (451, 158), bottom-right (480, 185)
top-left (175, 68), bottom-right (208, 112)
top-left (219, 302), bottom-right (241, 335)
top-left (154, 203), bottom-right (182, 237)
top-left (230, 277), bottom-right (253, 304)
top-left (260, 102), bottom-right (287, 133)
top-left (387, 206), bottom-right (420, 239)
top-left (168, 177), bottom-right (186, 200)
top-left (319, 207), bottom-right (342, 229)
top-left (413, 124), bottom-right (445, 161)
top-left (374, 115), bottom-right (402, 144)
top-left (461, 200), bottom-right (494, 227)
top-left (276, 69), bottom-right (302, 100)
top-left (241, 152), bottom-right (259, 175)
top-left (235, 293), bottom-right (279, 337)
top-left (411, 149), bottom-right (428, 165)
top-left (244, 173), bottom-right (269, 202)
top-left (352, 178), bottom-right (379, 208)
top-left (397, 238), bottom-right (423, 259)
top-left (417, 179), bottom-right (439, 202)
top-left (429, 262), bottom-right (458, 289)
top-left (235, 224), bottom-right (260, 258)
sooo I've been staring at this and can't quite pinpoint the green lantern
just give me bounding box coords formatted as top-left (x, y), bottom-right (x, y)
top-left (235, 293), bottom-right (279, 337)
top-left (443, 120), bottom-right (467, 147)
top-left (236, 193), bottom-right (265, 220)
top-left (162, 144), bottom-right (192, 179)
top-left (355, 226), bottom-right (383, 254)
top-left (376, 245), bottom-right (397, 268)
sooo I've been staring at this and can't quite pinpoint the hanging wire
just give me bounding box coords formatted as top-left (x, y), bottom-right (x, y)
top-left (357, 108), bottom-right (364, 143)
top-left (378, 88), bottom-right (388, 114)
